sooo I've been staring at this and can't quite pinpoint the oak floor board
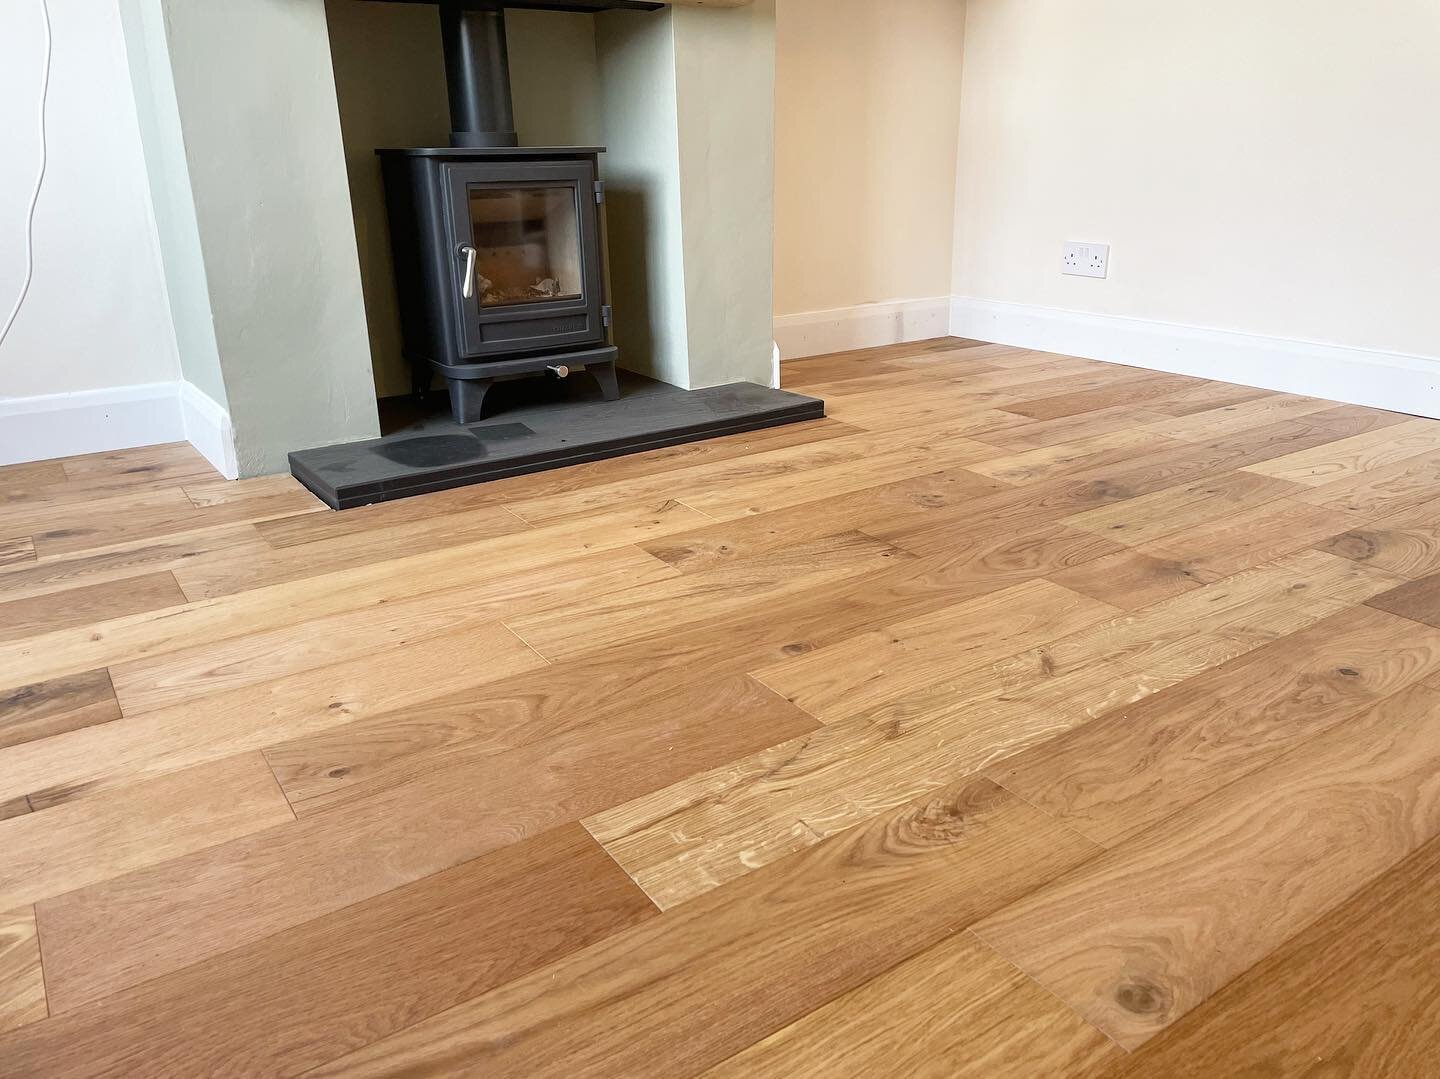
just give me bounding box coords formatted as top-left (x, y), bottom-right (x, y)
top-left (28, 483), bottom-right (322, 561)
top-left (0, 668), bottom-right (120, 751)
top-left (676, 436), bottom-right (1006, 521)
top-left (1049, 547), bottom-right (1215, 610)
top-left (966, 429), bottom-right (1180, 486)
top-left (0, 751), bottom-right (293, 910)
top-left (1241, 415), bottom-right (1440, 486)
top-left (706, 931), bottom-right (1118, 1079)
top-left (172, 500), bottom-right (531, 600)
top-left (639, 466), bottom-right (1007, 575)
top-left (508, 531), bottom-right (911, 661)
top-left (1103, 835), bottom-right (1440, 1077)
top-left (973, 681), bottom-right (1440, 1050)
top-left (992, 604), bottom-right (1440, 847)
top-left (1318, 493), bottom-right (1440, 578)
top-left (6, 348), bottom-right (1440, 1073)
top-left (36, 676), bottom-right (812, 1013)
top-left (0, 459), bottom-right (67, 491)
top-left (110, 546), bottom-right (670, 715)
top-left (266, 670), bottom-right (816, 814)
top-left (0, 906), bottom-right (46, 1035)
top-left (0, 620), bottom-right (545, 812)
top-left (752, 578), bottom-right (1120, 724)
top-left (0, 570), bottom-right (187, 646)
top-left (966, 401), bottom-right (1174, 452)
top-left (1294, 445), bottom-right (1440, 517)
top-left (1136, 497), bottom-right (1366, 580)
top-left (0, 537), bottom-right (35, 567)
top-left (1061, 469), bottom-right (1304, 547)
top-left (12, 826), bottom-right (656, 1067)
top-left (58, 441), bottom-right (210, 483)
top-left (1366, 570), bottom-right (1440, 629)
top-left (507, 421), bottom-right (957, 525)
top-left (1000, 372), bottom-right (1203, 421)
top-left (0, 524), bottom-right (269, 605)
top-left (1143, 392), bottom-right (1335, 440)
top-left (0, 500), bottom-right (703, 690)
top-left (590, 551), bottom-right (1392, 909)
top-left (311, 778), bottom-right (1100, 1079)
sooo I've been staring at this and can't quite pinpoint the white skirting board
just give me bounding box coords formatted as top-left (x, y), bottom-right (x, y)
top-left (949, 297), bottom-right (1440, 420)
top-left (774, 297), bottom-right (952, 361)
top-left (0, 380), bottom-right (238, 478)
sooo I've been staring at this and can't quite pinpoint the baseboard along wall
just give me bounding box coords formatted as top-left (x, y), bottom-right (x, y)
top-left (949, 297), bottom-right (1440, 421)
top-left (0, 380), bottom-right (238, 478)
top-left (773, 297), bottom-right (952, 361)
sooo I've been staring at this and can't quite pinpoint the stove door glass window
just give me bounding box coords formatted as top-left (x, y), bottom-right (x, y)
top-left (467, 186), bottom-right (583, 308)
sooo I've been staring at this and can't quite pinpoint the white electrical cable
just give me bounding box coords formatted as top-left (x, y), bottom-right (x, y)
top-left (0, 0), bottom-right (53, 351)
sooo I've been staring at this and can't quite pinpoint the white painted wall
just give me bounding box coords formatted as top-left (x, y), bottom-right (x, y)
top-left (951, 0), bottom-right (1440, 410)
top-left (772, 0), bottom-right (966, 358)
top-left (0, 0), bottom-right (179, 402)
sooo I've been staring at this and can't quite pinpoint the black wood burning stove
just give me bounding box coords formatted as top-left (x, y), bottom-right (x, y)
top-left (374, 0), bottom-right (660, 424)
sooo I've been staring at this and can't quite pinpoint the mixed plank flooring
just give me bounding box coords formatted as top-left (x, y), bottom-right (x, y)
top-left (2, 338), bottom-right (1440, 1075)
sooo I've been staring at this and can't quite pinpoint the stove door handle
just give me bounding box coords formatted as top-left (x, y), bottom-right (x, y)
top-left (459, 244), bottom-right (478, 300)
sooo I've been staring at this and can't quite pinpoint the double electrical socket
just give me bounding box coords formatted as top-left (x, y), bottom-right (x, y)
top-left (1062, 242), bottom-right (1109, 279)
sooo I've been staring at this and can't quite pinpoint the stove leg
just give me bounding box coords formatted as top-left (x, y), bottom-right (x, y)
top-left (591, 359), bottom-right (620, 402)
top-left (448, 377), bottom-right (493, 425)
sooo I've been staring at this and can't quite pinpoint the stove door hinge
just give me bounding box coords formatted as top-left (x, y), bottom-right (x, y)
top-left (602, 304), bottom-right (613, 328)
top-left (593, 180), bottom-right (607, 205)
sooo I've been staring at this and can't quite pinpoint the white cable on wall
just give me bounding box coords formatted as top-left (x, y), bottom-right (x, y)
top-left (0, 0), bottom-right (53, 352)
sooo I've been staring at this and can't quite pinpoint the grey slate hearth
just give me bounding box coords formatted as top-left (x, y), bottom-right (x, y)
top-left (289, 372), bottom-right (826, 510)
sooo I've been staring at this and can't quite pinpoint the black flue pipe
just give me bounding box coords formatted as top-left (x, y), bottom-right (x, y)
top-left (439, 0), bottom-right (518, 148)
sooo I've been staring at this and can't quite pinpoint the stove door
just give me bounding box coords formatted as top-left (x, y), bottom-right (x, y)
top-left (443, 160), bottom-right (606, 359)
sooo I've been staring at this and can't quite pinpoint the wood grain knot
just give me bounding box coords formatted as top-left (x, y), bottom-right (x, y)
top-left (1114, 977), bottom-right (1171, 1017)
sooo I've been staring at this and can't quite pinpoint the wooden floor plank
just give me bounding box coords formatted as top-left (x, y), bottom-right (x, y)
top-left (706, 931), bottom-right (1118, 1078)
top-left (973, 682), bottom-right (1440, 1050)
top-left (752, 578), bottom-right (1119, 724)
top-left (1103, 835), bottom-right (1440, 1077)
top-left (34, 675), bottom-right (814, 1012)
top-left (0, 620), bottom-right (545, 812)
top-left (591, 549), bottom-right (1395, 911)
top-left (0, 669), bottom-right (120, 751)
top-left (307, 778), bottom-right (1100, 1079)
top-left (0, 752), bottom-right (293, 910)
top-left (5, 344), bottom-right (1440, 1073)
top-left (992, 604), bottom-right (1440, 846)
top-left (10, 826), bottom-right (655, 1067)
top-left (0, 906), bottom-right (46, 1035)
top-left (0, 571), bottom-right (187, 645)
top-left (0, 538), bottom-right (35, 567)
top-left (1366, 570), bottom-right (1440, 629)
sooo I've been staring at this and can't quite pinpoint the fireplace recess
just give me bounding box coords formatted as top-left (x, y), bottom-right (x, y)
top-left (373, 0), bottom-right (660, 424)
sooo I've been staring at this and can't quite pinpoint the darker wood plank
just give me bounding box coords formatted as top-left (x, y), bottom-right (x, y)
top-left (1105, 835), bottom-right (1440, 1077)
top-left (0, 538), bottom-right (35, 568)
top-left (0, 572), bottom-right (187, 644)
top-left (305, 778), bottom-right (1100, 1078)
top-left (1367, 571), bottom-right (1440, 629)
top-left (35, 676), bottom-right (816, 1012)
top-left (4, 825), bottom-right (653, 1074)
top-left (1049, 547), bottom-right (1214, 610)
top-left (0, 669), bottom-right (121, 751)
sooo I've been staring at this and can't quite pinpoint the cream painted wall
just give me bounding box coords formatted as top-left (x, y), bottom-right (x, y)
top-left (326, 1), bottom-right (604, 398)
top-left (773, 0), bottom-right (967, 318)
top-left (0, 0), bottom-right (179, 399)
top-left (954, 0), bottom-right (1440, 360)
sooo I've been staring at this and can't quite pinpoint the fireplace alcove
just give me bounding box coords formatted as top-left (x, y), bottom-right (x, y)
top-left (290, 0), bottom-right (823, 509)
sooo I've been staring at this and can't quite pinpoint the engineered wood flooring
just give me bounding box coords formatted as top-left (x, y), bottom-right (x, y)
top-left (2, 338), bottom-right (1440, 1075)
